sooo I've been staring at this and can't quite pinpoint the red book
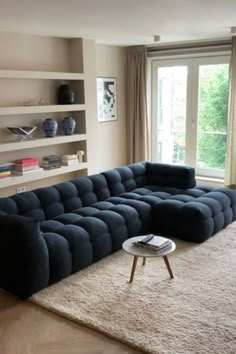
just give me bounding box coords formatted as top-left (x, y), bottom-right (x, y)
top-left (14, 158), bottom-right (39, 166)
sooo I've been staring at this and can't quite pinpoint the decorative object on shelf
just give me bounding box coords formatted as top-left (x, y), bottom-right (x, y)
top-left (23, 101), bottom-right (34, 106)
top-left (39, 99), bottom-right (49, 106)
top-left (43, 118), bottom-right (58, 137)
top-left (62, 116), bottom-right (76, 135)
top-left (77, 150), bottom-right (84, 163)
top-left (7, 126), bottom-right (37, 141)
top-left (96, 77), bottom-right (117, 122)
top-left (42, 155), bottom-right (61, 170)
top-left (57, 84), bottom-right (75, 104)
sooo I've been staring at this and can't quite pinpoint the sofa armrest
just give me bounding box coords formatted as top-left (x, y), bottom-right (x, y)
top-left (146, 162), bottom-right (196, 189)
top-left (0, 215), bottom-right (49, 299)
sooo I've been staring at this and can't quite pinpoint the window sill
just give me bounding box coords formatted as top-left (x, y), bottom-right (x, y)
top-left (196, 176), bottom-right (224, 187)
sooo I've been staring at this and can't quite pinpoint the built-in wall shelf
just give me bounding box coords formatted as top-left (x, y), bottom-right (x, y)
top-left (0, 163), bottom-right (88, 189)
top-left (0, 134), bottom-right (87, 152)
top-left (0, 104), bottom-right (86, 116)
top-left (0, 70), bottom-right (84, 80)
top-left (0, 38), bottom-right (88, 195)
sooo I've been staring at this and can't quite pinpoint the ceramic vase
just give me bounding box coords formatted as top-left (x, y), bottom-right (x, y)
top-left (43, 118), bottom-right (58, 137)
top-left (57, 84), bottom-right (75, 104)
top-left (62, 117), bottom-right (76, 135)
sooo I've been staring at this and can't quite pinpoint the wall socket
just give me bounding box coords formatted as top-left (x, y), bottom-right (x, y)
top-left (16, 186), bottom-right (27, 193)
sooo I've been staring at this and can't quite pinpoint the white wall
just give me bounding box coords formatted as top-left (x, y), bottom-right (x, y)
top-left (93, 44), bottom-right (127, 173)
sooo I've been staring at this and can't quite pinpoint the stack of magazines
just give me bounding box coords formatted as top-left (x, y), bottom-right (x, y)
top-left (42, 155), bottom-right (61, 170)
top-left (133, 234), bottom-right (172, 252)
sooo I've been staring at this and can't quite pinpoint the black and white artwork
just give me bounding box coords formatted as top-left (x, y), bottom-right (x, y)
top-left (97, 78), bottom-right (117, 122)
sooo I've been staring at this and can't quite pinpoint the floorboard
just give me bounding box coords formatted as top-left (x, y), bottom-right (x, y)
top-left (0, 291), bottom-right (143, 354)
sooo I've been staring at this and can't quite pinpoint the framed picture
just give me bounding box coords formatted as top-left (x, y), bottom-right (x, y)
top-left (96, 77), bottom-right (117, 122)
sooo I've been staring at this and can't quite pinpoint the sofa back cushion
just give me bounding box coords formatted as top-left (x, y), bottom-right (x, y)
top-left (146, 162), bottom-right (196, 189)
top-left (0, 174), bottom-right (111, 220)
top-left (0, 192), bottom-right (46, 221)
top-left (102, 162), bottom-right (147, 196)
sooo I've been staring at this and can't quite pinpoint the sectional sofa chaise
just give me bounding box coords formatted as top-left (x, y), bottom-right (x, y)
top-left (0, 161), bottom-right (236, 299)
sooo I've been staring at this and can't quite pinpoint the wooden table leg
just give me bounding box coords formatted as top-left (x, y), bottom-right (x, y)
top-left (129, 256), bottom-right (138, 283)
top-left (142, 257), bottom-right (146, 266)
top-left (163, 255), bottom-right (174, 279)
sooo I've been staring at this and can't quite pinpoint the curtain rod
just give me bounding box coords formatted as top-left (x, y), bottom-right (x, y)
top-left (147, 39), bottom-right (232, 52)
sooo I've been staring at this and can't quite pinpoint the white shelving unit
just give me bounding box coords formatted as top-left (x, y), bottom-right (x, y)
top-left (0, 104), bottom-right (86, 116)
top-left (0, 65), bottom-right (88, 194)
top-left (0, 163), bottom-right (88, 189)
top-left (0, 134), bottom-right (87, 152)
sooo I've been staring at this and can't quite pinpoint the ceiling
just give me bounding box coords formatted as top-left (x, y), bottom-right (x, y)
top-left (0, 0), bottom-right (236, 46)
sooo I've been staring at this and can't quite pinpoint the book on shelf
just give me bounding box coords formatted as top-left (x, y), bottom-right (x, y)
top-left (62, 160), bottom-right (79, 166)
top-left (42, 164), bottom-right (61, 170)
top-left (42, 155), bottom-right (60, 161)
top-left (133, 235), bottom-right (172, 252)
top-left (13, 158), bottom-right (39, 166)
top-left (42, 155), bottom-right (61, 170)
top-left (61, 154), bottom-right (80, 166)
top-left (0, 171), bottom-right (12, 178)
top-left (0, 163), bottom-right (13, 173)
top-left (62, 154), bottom-right (78, 160)
top-left (12, 168), bottom-right (43, 176)
top-left (13, 164), bottom-right (40, 172)
top-left (42, 159), bottom-right (61, 165)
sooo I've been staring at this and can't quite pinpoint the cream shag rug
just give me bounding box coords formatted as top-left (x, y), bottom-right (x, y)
top-left (30, 223), bottom-right (236, 354)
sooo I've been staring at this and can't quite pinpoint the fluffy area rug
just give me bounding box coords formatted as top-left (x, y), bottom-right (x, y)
top-left (30, 223), bottom-right (236, 354)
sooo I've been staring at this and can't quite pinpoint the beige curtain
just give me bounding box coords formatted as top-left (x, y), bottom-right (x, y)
top-left (225, 37), bottom-right (236, 188)
top-left (125, 46), bottom-right (149, 163)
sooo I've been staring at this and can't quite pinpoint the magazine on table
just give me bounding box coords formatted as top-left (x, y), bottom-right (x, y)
top-left (133, 234), bottom-right (172, 252)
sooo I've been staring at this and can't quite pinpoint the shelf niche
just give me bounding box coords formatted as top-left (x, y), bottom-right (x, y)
top-left (0, 37), bottom-right (88, 196)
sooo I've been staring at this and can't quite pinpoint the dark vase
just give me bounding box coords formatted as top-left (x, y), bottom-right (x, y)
top-left (43, 118), bottom-right (58, 137)
top-left (62, 117), bottom-right (76, 135)
top-left (57, 84), bottom-right (75, 104)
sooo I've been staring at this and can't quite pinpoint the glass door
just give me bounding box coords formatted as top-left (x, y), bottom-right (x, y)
top-left (151, 59), bottom-right (191, 165)
top-left (195, 61), bottom-right (229, 177)
top-left (151, 56), bottom-right (230, 178)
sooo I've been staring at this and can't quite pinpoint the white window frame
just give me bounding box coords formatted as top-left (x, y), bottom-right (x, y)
top-left (150, 54), bottom-right (230, 179)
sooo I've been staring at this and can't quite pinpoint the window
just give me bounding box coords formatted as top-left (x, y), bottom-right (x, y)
top-left (151, 56), bottom-right (230, 178)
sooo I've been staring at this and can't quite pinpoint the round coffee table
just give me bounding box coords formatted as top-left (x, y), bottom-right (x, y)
top-left (122, 235), bottom-right (176, 283)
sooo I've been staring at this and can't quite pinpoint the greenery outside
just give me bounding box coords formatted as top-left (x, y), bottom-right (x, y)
top-left (197, 64), bottom-right (229, 169)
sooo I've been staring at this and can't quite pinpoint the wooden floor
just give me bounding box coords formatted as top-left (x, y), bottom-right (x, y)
top-left (0, 291), bottom-right (143, 354)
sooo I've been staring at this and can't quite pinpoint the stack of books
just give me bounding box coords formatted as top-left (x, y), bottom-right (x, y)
top-left (62, 154), bottom-right (79, 166)
top-left (12, 158), bottom-right (42, 176)
top-left (133, 234), bottom-right (172, 252)
top-left (0, 163), bottom-right (13, 179)
top-left (42, 155), bottom-right (61, 170)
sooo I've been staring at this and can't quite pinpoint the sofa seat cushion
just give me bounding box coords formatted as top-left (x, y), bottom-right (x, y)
top-left (169, 194), bottom-right (196, 203)
top-left (40, 218), bottom-right (92, 275)
top-left (152, 188), bottom-right (236, 242)
top-left (42, 232), bottom-right (72, 284)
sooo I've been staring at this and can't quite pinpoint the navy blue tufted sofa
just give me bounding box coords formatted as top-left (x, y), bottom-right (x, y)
top-left (0, 161), bottom-right (236, 299)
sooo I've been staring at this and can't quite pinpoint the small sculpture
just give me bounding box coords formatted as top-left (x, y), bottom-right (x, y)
top-left (77, 150), bottom-right (84, 163)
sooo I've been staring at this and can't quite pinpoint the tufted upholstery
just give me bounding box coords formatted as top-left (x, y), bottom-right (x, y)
top-left (0, 161), bottom-right (236, 299)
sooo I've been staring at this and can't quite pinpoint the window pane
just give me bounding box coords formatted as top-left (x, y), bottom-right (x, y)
top-left (197, 64), bottom-right (229, 170)
top-left (157, 66), bottom-right (187, 165)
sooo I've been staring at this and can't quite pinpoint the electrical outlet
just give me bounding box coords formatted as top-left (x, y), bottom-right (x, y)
top-left (16, 186), bottom-right (27, 194)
